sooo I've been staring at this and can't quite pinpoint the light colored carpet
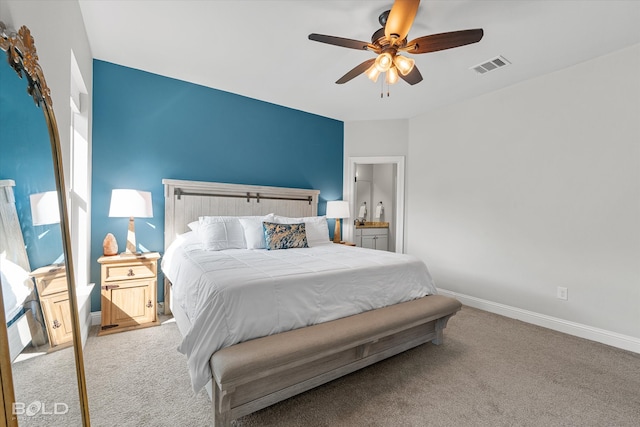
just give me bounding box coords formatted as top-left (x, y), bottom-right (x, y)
top-left (11, 306), bottom-right (640, 426)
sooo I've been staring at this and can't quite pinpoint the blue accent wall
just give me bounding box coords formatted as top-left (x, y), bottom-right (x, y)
top-left (0, 61), bottom-right (64, 269)
top-left (91, 60), bottom-right (344, 311)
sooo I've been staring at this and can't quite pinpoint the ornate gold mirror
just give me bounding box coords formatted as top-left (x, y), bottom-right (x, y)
top-left (0, 23), bottom-right (90, 426)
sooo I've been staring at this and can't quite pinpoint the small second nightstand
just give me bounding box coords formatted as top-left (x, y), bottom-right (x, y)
top-left (97, 252), bottom-right (160, 336)
top-left (30, 265), bottom-right (73, 348)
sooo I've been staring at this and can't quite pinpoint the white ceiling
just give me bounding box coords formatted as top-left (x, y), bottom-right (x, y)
top-left (78, 1), bottom-right (640, 122)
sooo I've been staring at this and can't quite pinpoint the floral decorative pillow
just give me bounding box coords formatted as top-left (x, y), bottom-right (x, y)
top-left (263, 222), bottom-right (308, 250)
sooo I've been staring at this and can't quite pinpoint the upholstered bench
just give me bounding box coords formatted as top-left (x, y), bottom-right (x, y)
top-left (209, 294), bottom-right (462, 426)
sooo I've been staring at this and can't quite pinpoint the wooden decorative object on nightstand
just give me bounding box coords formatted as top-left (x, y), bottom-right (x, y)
top-left (30, 265), bottom-right (73, 348)
top-left (97, 252), bottom-right (161, 336)
top-left (334, 241), bottom-right (356, 246)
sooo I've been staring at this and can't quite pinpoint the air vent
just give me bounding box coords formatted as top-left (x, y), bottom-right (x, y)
top-left (471, 55), bottom-right (510, 74)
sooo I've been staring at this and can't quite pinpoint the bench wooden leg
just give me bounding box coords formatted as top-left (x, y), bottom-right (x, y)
top-left (432, 314), bottom-right (454, 345)
top-left (212, 382), bottom-right (233, 427)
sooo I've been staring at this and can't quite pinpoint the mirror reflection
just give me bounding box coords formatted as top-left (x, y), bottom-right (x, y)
top-left (0, 30), bottom-right (82, 425)
top-left (354, 163), bottom-right (397, 252)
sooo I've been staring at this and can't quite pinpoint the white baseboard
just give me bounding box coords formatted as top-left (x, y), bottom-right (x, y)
top-left (438, 288), bottom-right (640, 354)
top-left (91, 311), bottom-right (101, 326)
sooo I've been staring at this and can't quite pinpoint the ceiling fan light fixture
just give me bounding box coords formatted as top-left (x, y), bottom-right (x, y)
top-left (365, 63), bottom-right (381, 82)
top-left (309, 1), bottom-right (483, 88)
top-left (374, 51), bottom-right (393, 72)
top-left (386, 66), bottom-right (399, 85)
top-left (393, 55), bottom-right (415, 76)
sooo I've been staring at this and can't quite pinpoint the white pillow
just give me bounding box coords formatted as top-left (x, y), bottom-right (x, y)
top-left (187, 221), bottom-right (199, 232)
top-left (198, 216), bottom-right (246, 251)
top-left (238, 214), bottom-right (274, 249)
top-left (272, 215), bottom-right (331, 247)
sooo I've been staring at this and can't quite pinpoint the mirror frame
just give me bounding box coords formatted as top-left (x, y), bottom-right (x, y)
top-left (0, 22), bottom-right (90, 426)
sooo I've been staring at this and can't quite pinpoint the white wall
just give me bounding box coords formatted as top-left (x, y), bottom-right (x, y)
top-left (1, 0), bottom-right (94, 286)
top-left (344, 119), bottom-right (408, 244)
top-left (372, 163), bottom-right (395, 249)
top-left (355, 164), bottom-right (373, 221)
top-left (406, 44), bottom-right (640, 346)
top-left (344, 120), bottom-right (409, 158)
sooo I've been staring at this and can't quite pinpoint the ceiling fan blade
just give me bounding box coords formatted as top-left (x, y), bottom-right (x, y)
top-left (336, 58), bottom-right (376, 84)
top-left (309, 33), bottom-right (374, 51)
top-left (385, 0), bottom-right (420, 44)
top-left (403, 29), bottom-right (484, 54)
top-left (399, 65), bottom-right (423, 85)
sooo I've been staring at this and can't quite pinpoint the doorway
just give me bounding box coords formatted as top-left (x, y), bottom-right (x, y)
top-left (345, 156), bottom-right (405, 253)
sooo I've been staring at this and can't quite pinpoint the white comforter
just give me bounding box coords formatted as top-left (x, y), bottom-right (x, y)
top-left (1, 254), bottom-right (33, 323)
top-left (162, 232), bottom-right (437, 392)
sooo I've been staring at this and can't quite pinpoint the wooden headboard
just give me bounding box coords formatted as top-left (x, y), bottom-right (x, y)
top-left (162, 179), bottom-right (320, 251)
top-left (0, 179), bottom-right (31, 273)
top-left (162, 179), bottom-right (320, 314)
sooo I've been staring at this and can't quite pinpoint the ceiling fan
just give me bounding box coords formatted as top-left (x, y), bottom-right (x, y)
top-left (308, 0), bottom-right (483, 86)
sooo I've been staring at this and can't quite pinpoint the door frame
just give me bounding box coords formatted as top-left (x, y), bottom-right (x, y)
top-left (345, 156), bottom-right (405, 253)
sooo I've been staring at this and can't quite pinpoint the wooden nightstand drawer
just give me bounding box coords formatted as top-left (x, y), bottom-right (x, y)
top-left (35, 267), bottom-right (68, 297)
top-left (102, 260), bottom-right (156, 282)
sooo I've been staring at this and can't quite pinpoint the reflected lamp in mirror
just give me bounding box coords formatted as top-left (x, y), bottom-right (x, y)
top-left (326, 200), bottom-right (350, 243)
top-left (108, 189), bottom-right (153, 254)
top-left (30, 190), bottom-right (60, 226)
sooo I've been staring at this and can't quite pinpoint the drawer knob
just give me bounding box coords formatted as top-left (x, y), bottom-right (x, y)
top-left (146, 299), bottom-right (153, 308)
top-left (127, 268), bottom-right (135, 277)
top-left (52, 319), bottom-right (61, 329)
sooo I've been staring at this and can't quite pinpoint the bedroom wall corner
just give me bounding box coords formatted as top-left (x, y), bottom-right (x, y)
top-left (406, 43), bottom-right (640, 346)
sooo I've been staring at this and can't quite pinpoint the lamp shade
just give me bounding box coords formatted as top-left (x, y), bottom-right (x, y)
top-left (326, 200), bottom-right (350, 219)
top-left (393, 54), bottom-right (415, 76)
top-left (30, 191), bottom-right (60, 226)
top-left (108, 189), bottom-right (153, 218)
top-left (385, 66), bottom-right (399, 85)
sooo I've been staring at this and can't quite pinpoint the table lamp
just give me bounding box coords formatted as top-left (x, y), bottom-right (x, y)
top-left (326, 200), bottom-right (350, 243)
top-left (108, 189), bottom-right (153, 254)
top-left (30, 190), bottom-right (60, 226)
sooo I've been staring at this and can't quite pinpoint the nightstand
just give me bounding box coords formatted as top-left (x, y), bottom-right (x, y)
top-left (30, 265), bottom-right (73, 348)
top-left (334, 241), bottom-right (356, 246)
top-left (97, 252), bottom-right (161, 336)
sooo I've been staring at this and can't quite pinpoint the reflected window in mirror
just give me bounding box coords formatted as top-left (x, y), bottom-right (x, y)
top-left (69, 51), bottom-right (91, 292)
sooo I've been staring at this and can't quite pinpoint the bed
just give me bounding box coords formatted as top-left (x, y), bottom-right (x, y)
top-left (1, 252), bottom-right (34, 361)
top-left (162, 179), bottom-right (461, 426)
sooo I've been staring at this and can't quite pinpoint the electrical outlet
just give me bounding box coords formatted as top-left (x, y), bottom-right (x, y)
top-left (557, 287), bottom-right (568, 300)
